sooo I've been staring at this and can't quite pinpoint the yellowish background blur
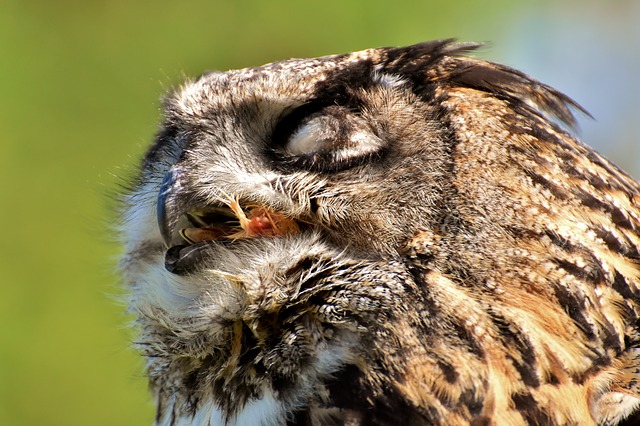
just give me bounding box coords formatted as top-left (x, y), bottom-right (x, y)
top-left (2, 0), bottom-right (638, 424)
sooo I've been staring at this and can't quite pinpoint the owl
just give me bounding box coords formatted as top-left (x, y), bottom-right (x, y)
top-left (119, 40), bottom-right (640, 425)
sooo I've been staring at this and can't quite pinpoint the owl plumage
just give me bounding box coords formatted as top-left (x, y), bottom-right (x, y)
top-left (120, 40), bottom-right (640, 425)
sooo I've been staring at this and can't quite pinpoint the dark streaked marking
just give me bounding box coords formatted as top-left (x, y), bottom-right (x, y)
top-left (574, 188), bottom-right (609, 211)
top-left (554, 257), bottom-right (605, 285)
top-left (558, 160), bottom-right (618, 193)
top-left (436, 359), bottom-right (459, 384)
top-left (488, 309), bottom-right (541, 388)
top-left (544, 230), bottom-right (573, 250)
top-left (543, 230), bottom-right (607, 282)
top-left (610, 205), bottom-right (636, 231)
top-left (505, 225), bottom-right (545, 240)
top-left (506, 353), bottom-right (540, 389)
top-left (526, 121), bottom-right (578, 150)
top-left (511, 391), bottom-right (536, 412)
top-left (613, 270), bottom-right (636, 299)
top-left (534, 144), bottom-right (634, 204)
top-left (600, 324), bottom-right (623, 355)
top-left (559, 161), bottom-right (584, 180)
top-left (512, 391), bottom-right (554, 425)
top-left (284, 259), bottom-right (341, 293)
top-left (547, 372), bottom-right (560, 385)
top-left (182, 367), bottom-right (203, 404)
top-left (324, 365), bottom-right (366, 409)
top-left (507, 143), bottom-right (554, 171)
top-left (202, 323), bottom-right (265, 416)
top-left (459, 387), bottom-right (484, 417)
top-left (382, 39), bottom-right (586, 133)
top-left (584, 150), bottom-right (640, 195)
top-left (543, 231), bottom-right (607, 284)
top-left (593, 227), bottom-right (640, 259)
top-left (584, 172), bottom-right (618, 192)
top-left (574, 189), bottom-right (635, 231)
top-left (310, 59), bottom-right (374, 107)
top-left (522, 169), bottom-right (571, 200)
top-left (450, 321), bottom-right (486, 359)
top-left (323, 364), bottom-right (429, 425)
top-left (552, 279), bottom-right (596, 340)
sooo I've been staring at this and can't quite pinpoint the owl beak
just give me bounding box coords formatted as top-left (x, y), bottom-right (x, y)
top-left (159, 167), bottom-right (306, 247)
top-left (157, 168), bottom-right (183, 248)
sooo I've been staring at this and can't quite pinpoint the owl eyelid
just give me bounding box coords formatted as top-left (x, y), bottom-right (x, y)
top-left (279, 148), bottom-right (384, 173)
top-left (286, 120), bottom-right (335, 156)
top-left (271, 101), bottom-right (329, 148)
top-left (280, 126), bottom-right (383, 174)
top-left (272, 102), bottom-right (385, 171)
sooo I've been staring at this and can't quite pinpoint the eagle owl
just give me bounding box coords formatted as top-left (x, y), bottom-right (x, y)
top-left (120, 40), bottom-right (640, 425)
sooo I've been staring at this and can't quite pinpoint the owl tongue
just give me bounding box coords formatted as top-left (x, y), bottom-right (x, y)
top-left (180, 204), bottom-right (300, 243)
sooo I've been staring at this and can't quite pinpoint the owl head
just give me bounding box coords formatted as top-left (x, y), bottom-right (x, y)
top-left (120, 40), bottom-right (640, 425)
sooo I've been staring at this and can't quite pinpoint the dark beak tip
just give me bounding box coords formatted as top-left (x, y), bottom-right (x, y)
top-left (164, 244), bottom-right (187, 274)
top-left (164, 244), bottom-right (206, 275)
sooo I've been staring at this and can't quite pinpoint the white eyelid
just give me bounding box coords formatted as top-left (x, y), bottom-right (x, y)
top-left (286, 121), bottom-right (331, 156)
top-left (283, 113), bottom-right (385, 161)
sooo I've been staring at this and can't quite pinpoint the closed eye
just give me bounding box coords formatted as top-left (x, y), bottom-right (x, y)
top-left (272, 103), bottom-right (386, 172)
top-left (286, 118), bottom-right (337, 156)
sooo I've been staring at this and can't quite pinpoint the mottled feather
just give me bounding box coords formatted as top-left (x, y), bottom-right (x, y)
top-left (120, 40), bottom-right (640, 425)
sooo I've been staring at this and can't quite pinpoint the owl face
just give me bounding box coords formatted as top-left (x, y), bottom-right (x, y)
top-left (121, 41), bottom-right (640, 425)
top-left (148, 48), bottom-right (453, 262)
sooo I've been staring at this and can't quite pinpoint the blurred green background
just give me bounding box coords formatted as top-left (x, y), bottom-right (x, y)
top-left (1, 0), bottom-right (638, 424)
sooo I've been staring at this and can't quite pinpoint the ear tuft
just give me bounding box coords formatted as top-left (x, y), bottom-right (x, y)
top-left (375, 40), bottom-right (589, 129)
top-left (446, 57), bottom-right (590, 128)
